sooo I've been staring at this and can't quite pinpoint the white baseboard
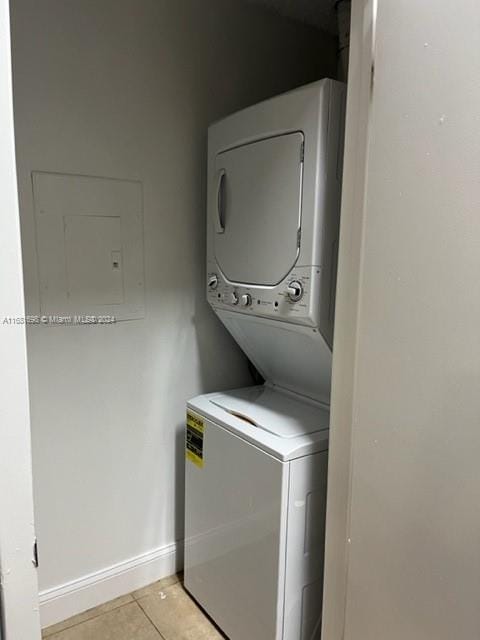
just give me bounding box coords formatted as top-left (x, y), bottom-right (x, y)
top-left (39, 541), bottom-right (183, 628)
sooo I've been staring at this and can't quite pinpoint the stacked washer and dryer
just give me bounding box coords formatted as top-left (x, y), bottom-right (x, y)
top-left (185, 79), bottom-right (346, 640)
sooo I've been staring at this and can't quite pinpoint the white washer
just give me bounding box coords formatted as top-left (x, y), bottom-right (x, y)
top-left (185, 386), bottom-right (329, 640)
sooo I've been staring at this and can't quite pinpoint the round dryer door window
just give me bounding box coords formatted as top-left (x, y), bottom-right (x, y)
top-left (213, 132), bottom-right (304, 286)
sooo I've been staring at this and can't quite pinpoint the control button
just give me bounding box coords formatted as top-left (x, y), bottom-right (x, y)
top-left (287, 280), bottom-right (304, 302)
top-left (229, 292), bottom-right (239, 305)
top-left (240, 293), bottom-right (252, 307)
top-left (208, 274), bottom-right (218, 290)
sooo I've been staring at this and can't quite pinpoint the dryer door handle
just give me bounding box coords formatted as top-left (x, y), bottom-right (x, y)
top-left (216, 169), bottom-right (226, 234)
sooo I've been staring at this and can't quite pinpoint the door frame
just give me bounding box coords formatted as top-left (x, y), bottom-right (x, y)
top-left (321, 0), bottom-right (377, 637)
top-left (0, 1), bottom-right (41, 637)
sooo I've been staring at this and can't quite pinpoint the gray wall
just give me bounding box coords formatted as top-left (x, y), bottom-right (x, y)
top-left (10, 0), bottom-right (336, 624)
top-left (323, 1), bottom-right (480, 638)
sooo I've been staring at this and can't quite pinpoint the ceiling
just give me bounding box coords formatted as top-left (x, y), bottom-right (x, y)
top-left (243, 0), bottom-right (338, 35)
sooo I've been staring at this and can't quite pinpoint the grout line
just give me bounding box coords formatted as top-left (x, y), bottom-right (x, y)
top-left (43, 575), bottom-right (182, 636)
top-left (135, 598), bottom-right (167, 640)
top-left (131, 574), bottom-right (181, 601)
top-left (43, 576), bottom-right (185, 639)
top-left (42, 597), bottom-right (135, 637)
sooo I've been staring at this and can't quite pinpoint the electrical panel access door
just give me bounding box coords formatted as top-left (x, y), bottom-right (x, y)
top-left (214, 132), bottom-right (304, 286)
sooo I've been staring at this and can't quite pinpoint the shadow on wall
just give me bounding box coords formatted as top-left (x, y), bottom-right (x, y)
top-left (175, 425), bottom-right (186, 556)
top-left (191, 127), bottom-right (253, 395)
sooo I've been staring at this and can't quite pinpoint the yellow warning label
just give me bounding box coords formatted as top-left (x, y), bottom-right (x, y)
top-left (186, 411), bottom-right (204, 468)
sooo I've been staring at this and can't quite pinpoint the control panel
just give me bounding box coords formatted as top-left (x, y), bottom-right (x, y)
top-left (206, 264), bottom-right (322, 329)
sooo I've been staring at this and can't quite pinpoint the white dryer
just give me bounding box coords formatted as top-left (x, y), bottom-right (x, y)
top-left (206, 78), bottom-right (346, 405)
top-left (184, 386), bottom-right (329, 640)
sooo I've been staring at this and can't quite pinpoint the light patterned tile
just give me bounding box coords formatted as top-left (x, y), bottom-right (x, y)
top-left (137, 582), bottom-right (224, 640)
top-left (132, 572), bottom-right (182, 600)
top-left (42, 593), bottom-right (134, 637)
top-left (45, 602), bottom-right (161, 640)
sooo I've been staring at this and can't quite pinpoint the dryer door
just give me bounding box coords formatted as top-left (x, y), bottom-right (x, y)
top-left (214, 132), bottom-right (304, 286)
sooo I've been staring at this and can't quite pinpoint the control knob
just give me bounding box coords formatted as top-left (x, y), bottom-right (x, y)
top-left (287, 280), bottom-right (304, 302)
top-left (229, 292), bottom-right (239, 305)
top-left (208, 274), bottom-right (218, 290)
top-left (240, 293), bottom-right (252, 307)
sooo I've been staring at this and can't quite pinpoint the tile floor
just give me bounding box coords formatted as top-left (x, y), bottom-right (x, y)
top-left (42, 574), bottom-right (225, 639)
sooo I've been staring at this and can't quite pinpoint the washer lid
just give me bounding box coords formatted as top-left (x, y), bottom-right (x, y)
top-left (214, 132), bottom-right (304, 286)
top-left (188, 386), bottom-right (329, 461)
top-left (210, 385), bottom-right (328, 438)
